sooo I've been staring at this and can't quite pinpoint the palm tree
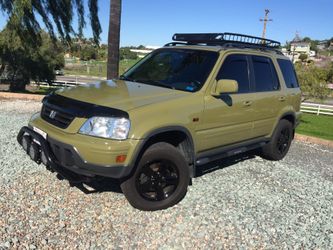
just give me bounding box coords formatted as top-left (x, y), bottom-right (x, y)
top-left (107, 0), bottom-right (122, 79)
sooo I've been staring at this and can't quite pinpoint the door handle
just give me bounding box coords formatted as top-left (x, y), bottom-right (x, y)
top-left (243, 100), bottom-right (253, 106)
top-left (279, 96), bottom-right (286, 101)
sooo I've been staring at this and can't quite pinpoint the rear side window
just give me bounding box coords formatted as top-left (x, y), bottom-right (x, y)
top-left (217, 54), bottom-right (250, 93)
top-left (277, 59), bottom-right (299, 88)
top-left (252, 56), bottom-right (280, 92)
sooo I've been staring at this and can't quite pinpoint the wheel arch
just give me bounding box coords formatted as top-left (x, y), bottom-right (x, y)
top-left (128, 126), bottom-right (195, 178)
top-left (271, 111), bottom-right (296, 139)
top-left (279, 112), bottom-right (296, 127)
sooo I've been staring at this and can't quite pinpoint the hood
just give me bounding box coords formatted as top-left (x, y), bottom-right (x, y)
top-left (56, 80), bottom-right (190, 112)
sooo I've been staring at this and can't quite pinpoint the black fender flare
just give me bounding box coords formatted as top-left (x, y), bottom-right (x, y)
top-left (126, 126), bottom-right (195, 178)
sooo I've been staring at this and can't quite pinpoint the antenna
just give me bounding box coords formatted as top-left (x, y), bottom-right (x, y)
top-left (260, 9), bottom-right (273, 39)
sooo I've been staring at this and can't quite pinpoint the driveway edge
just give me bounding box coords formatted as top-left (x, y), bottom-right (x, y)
top-left (294, 133), bottom-right (333, 148)
top-left (0, 92), bottom-right (44, 101)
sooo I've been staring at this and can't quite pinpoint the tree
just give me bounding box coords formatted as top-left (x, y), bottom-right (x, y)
top-left (328, 62), bottom-right (333, 83)
top-left (295, 64), bottom-right (331, 102)
top-left (327, 38), bottom-right (333, 48)
top-left (120, 47), bottom-right (138, 60)
top-left (0, 0), bottom-right (101, 91)
top-left (80, 46), bottom-right (98, 61)
top-left (107, 0), bottom-right (121, 79)
top-left (0, 29), bottom-right (64, 91)
top-left (0, 0), bottom-right (101, 44)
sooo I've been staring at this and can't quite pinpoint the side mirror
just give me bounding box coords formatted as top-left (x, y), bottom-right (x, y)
top-left (212, 79), bottom-right (239, 96)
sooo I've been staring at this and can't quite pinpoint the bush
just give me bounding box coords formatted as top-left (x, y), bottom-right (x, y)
top-left (295, 64), bottom-right (331, 101)
top-left (120, 48), bottom-right (138, 60)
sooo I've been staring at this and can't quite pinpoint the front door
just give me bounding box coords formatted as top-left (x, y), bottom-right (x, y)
top-left (196, 54), bottom-right (256, 152)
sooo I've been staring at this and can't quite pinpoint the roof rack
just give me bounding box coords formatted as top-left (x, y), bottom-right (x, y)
top-left (165, 32), bottom-right (281, 52)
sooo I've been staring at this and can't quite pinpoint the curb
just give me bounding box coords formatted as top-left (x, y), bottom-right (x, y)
top-left (1, 91), bottom-right (332, 148)
top-left (0, 92), bottom-right (44, 101)
top-left (294, 133), bottom-right (333, 148)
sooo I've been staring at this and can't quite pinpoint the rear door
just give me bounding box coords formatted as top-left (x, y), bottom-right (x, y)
top-left (276, 58), bottom-right (302, 111)
top-left (250, 55), bottom-right (286, 137)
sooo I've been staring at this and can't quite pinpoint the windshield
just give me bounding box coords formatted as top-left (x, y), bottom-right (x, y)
top-left (121, 49), bottom-right (218, 92)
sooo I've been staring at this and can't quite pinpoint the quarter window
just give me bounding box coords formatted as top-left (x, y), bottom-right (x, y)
top-left (252, 56), bottom-right (280, 92)
top-left (217, 54), bottom-right (250, 93)
top-left (277, 59), bottom-right (299, 88)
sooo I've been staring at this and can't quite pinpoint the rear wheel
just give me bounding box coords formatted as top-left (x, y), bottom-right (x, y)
top-left (121, 142), bottom-right (190, 211)
top-left (261, 119), bottom-right (293, 161)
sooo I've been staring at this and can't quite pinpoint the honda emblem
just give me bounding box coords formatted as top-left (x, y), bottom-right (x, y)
top-left (49, 110), bottom-right (57, 119)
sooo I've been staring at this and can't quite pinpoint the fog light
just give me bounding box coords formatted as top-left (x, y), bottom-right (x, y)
top-left (22, 135), bottom-right (31, 152)
top-left (29, 142), bottom-right (41, 164)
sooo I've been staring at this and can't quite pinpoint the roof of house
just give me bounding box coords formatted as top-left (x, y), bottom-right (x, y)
top-left (290, 33), bottom-right (310, 45)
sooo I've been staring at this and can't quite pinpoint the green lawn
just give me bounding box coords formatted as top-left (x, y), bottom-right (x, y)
top-left (296, 113), bottom-right (333, 141)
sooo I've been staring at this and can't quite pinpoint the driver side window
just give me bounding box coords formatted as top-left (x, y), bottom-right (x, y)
top-left (216, 54), bottom-right (250, 93)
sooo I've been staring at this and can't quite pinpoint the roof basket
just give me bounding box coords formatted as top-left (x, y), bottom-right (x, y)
top-left (170, 32), bottom-right (281, 49)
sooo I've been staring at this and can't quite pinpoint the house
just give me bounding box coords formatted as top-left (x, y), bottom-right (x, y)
top-left (290, 33), bottom-right (311, 55)
top-left (317, 40), bottom-right (328, 50)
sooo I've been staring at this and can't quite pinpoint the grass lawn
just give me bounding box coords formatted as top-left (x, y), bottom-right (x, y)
top-left (296, 113), bottom-right (333, 141)
top-left (64, 59), bottom-right (140, 77)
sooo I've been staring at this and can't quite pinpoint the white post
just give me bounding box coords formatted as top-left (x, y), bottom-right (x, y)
top-left (317, 105), bottom-right (321, 115)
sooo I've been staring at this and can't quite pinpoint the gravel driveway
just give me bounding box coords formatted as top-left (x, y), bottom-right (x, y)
top-left (0, 99), bottom-right (332, 249)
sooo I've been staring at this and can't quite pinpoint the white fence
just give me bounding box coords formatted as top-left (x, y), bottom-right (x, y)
top-left (301, 102), bottom-right (333, 116)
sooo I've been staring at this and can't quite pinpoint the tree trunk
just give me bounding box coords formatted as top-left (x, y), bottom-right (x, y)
top-left (107, 0), bottom-right (122, 79)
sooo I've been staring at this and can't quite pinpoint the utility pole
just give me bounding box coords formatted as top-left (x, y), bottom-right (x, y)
top-left (260, 9), bottom-right (273, 39)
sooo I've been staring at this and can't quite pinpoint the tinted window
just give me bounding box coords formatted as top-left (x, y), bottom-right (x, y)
top-left (277, 59), bottom-right (299, 88)
top-left (252, 56), bottom-right (280, 92)
top-left (217, 54), bottom-right (250, 93)
top-left (123, 49), bottom-right (218, 92)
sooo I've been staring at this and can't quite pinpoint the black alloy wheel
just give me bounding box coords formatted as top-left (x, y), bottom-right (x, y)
top-left (136, 160), bottom-right (179, 202)
top-left (261, 119), bottom-right (293, 161)
top-left (121, 142), bottom-right (190, 211)
top-left (276, 127), bottom-right (291, 155)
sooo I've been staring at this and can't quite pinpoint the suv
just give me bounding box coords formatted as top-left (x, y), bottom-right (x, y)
top-left (18, 33), bottom-right (301, 211)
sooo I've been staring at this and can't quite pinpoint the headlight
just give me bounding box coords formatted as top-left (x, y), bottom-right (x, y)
top-left (79, 117), bottom-right (130, 140)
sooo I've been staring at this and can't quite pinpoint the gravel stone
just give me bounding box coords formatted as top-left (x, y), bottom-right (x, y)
top-left (0, 99), bottom-right (332, 248)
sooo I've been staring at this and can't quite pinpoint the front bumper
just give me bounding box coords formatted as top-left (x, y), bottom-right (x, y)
top-left (17, 126), bottom-right (134, 179)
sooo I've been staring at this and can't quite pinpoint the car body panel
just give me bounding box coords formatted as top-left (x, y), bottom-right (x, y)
top-left (21, 44), bottom-right (301, 178)
top-left (29, 114), bottom-right (141, 167)
top-left (57, 80), bottom-right (191, 112)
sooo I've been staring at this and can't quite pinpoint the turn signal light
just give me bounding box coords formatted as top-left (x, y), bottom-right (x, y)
top-left (116, 155), bottom-right (127, 163)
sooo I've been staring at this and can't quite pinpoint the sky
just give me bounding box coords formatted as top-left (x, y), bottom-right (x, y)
top-left (0, 0), bottom-right (332, 46)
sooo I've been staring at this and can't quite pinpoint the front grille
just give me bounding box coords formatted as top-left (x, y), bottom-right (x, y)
top-left (41, 104), bottom-right (75, 129)
top-left (40, 93), bottom-right (129, 129)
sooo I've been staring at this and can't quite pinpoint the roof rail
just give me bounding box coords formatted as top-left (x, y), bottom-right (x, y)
top-left (170, 32), bottom-right (281, 49)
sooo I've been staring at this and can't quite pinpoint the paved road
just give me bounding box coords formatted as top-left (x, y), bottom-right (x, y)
top-left (0, 99), bottom-right (332, 249)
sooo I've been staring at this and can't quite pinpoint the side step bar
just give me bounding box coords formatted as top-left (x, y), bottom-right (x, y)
top-left (195, 138), bottom-right (268, 166)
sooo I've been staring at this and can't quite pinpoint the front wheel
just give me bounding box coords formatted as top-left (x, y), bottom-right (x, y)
top-left (121, 142), bottom-right (190, 211)
top-left (261, 119), bottom-right (293, 161)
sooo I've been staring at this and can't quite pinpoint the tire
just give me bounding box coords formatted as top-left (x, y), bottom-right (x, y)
top-left (261, 119), bottom-right (293, 161)
top-left (121, 142), bottom-right (190, 211)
